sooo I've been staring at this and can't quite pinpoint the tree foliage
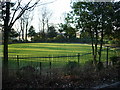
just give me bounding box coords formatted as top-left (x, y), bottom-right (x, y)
top-left (47, 25), bottom-right (57, 38)
top-left (28, 25), bottom-right (36, 38)
top-left (112, 1), bottom-right (120, 45)
top-left (68, 1), bottom-right (120, 64)
top-left (59, 23), bottom-right (77, 39)
top-left (9, 28), bottom-right (19, 38)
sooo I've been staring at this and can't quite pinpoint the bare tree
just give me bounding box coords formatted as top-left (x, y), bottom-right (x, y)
top-left (38, 6), bottom-right (52, 40)
top-left (1, 0), bottom-right (57, 82)
top-left (1, 0), bottom-right (40, 81)
top-left (19, 10), bottom-right (33, 42)
top-left (20, 16), bottom-right (25, 41)
top-left (14, 23), bottom-right (20, 40)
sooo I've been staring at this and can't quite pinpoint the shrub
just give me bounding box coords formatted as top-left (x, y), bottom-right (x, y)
top-left (96, 61), bottom-right (104, 71)
top-left (85, 60), bottom-right (93, 66)
top-left (53, 35), bottom-right (66, 42)
top-left (110, 56), bottom-right (120, 66)
top-left (16, 66), bottom-right (36, 79)
top-left (83, 60), bottom-right (94, 69)
top-left (64, 61), bottom-right (80, 75)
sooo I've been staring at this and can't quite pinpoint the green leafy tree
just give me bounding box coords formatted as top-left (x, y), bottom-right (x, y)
top-left (28, 25), bottom-right (36, 41)
top-left (80, 31), bottom-right (92, 43)
top-left (9, 28), bottom-right (19, 39)
top-left (69, 2), bottom-right (115, 65)
top-left (59, 23), bottom-right (77, 40)
top-left (111, 1), bottom-right (120, 45)
top-left (8, 28), bottom-right (19, 43)
top-left (47, 26), bottom-right (57, 39)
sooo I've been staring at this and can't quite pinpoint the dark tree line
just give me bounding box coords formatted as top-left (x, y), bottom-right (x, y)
top-left (66, 1), bottom-right (120, 65)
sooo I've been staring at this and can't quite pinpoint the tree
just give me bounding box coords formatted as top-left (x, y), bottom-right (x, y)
top-left (28, 25), bottom-right (36, 41)
top-left (47, 25), bottom-right (57, 39)
top-left (80, 31), bottom-right (92, 43)
top-left (69, 1), bottom-right (115, 65)
top-left (9, 28), bottom-right (19, 40)
top-left (1, 0), bottom-right (40, 82)
top-left (59, 23), bottom-right (77, 40)
top-left (9, 28), bottom-right (19, 43)
top-left (38, 6), bottom-right (52, 41)
top-left (19, 11), bottom-right (33, 42)
top-left (111, 1), bottom-right (120, 45)
top-left (20, 16), bottom-right (25, 41)
top-left (24, 11), bottom-right (33, 42)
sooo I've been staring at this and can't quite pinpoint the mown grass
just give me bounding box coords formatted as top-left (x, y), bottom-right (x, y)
top-left (7, 43), bottom-right (120, 69)
top-left (8, 43), bottom-right (92, 56)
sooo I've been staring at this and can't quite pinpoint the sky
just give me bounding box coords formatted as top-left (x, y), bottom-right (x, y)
top-left (9, 0), bottom-right (72, 32)
top-left (33, 0), bottom-right (72, 31)
top-left (4, 0), bottom-right (120, 32)
top-left (28, 0), bottom-right (120, 32)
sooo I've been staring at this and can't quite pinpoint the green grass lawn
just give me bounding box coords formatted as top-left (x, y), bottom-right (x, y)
top-left (8, 43), bottom-right (92, 56)
top-left (7, 43), bottom-right (119, 69)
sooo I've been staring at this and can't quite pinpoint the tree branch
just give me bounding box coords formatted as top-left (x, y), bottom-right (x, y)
top-left (36, 0), bottom-right (57, 7)
top-left (9, 0), bottom-right (22, 26)
top-left (9, 0), bottom-right (40, 29)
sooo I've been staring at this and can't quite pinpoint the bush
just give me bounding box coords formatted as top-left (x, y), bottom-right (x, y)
top-left (16, 66), bottom-right (36, 79)
top-left (110, 56), bottom-right (120, 66)
top-left (85, 60), bottom-right (93, 66)
top-left (64, 61), bottom-right (80, 75)
top-left (79, 38), bottom-right (92, 43)
top-left (96, 61), bottom-right (104, 71)
top-left (81, 60), bottom-right (95, 72)
top-left (53, 35), bottom-right (66, 42)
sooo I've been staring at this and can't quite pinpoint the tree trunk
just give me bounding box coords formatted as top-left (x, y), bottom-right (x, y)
top-left (99, 31), bottom-right (103, 63)
top-left (22, 29), bottom-right (24, 41)
top-left (90, 31), bottom-right (96, 65)
top-left (42, 19), bottom-right (46, 41)
top-left (18, 30), bottom-right (22, 41)
top-left (21, 19), bottom-right (24, 41)
top-left (98, 19), bottom-right (104, 63)
top-left (93, 28), bottom-right (98, 65)
top-left (3, 2), bottom-right (10, 83)
top-left (25, 20), bottom-right (28, 42)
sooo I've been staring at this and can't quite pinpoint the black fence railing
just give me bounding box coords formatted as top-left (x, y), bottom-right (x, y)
top-left (8, 46), bottom-right (120, 75)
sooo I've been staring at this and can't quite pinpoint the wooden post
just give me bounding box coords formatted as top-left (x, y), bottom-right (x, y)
top-left (106, 46), bottom-right (109, 67)
top-left (49, 55), bottom-right (51, 69)
top-left (17, 55), bottom-right (19, 69)
top-left (50, 61), bottom-right (51, 69)
top-left (67, 54), bottom-right (69, 62)
top-left (49, 55), bottom-right (51, 76)
top-left (78, 53), bottom-right (80, 63)
top-left (31, 60), bottom-right (32, 66)
top-left (40, 62), bottom-right (41, 75)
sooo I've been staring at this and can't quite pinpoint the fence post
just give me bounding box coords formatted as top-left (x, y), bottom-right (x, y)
top-left (67, 54), bottom-right (70, 62)
top-left (50, 61), bottom-right (51, 69)
top-left (17, 55), bottom-right (19, 69)
top-left (78, 53), bottom-right (80, 63)
top-left (49, 55), bottom-right (51, 76)
top-left (40, 62), bottom-right (42, 75)
top-left (31, 60), bottom-right (32, 66)
top-left (106, 46), bottom-right (109, 67)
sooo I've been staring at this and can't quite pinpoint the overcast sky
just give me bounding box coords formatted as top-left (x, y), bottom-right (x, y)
top-left (10, 0), bottom-right (72, 31)
top-left (33, 0), bottom-right (72, 31)
top-left (10, 0), bottom-right (120, 32)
